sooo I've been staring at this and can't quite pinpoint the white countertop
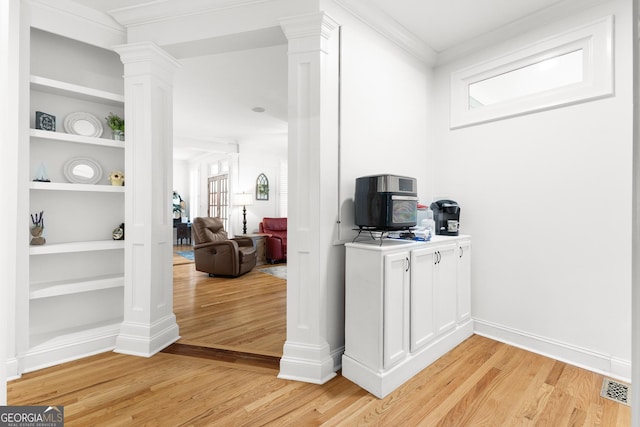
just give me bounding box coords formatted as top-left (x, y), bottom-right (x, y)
top-left (345, 234), bottom-right (470, 250)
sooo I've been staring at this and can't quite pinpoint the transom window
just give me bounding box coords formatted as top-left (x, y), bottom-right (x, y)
top-left (450, 16), bottom-right (613, 128)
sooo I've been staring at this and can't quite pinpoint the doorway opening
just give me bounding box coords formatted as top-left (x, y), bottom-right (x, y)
top-left (170, 37), bottom-right (288, 361)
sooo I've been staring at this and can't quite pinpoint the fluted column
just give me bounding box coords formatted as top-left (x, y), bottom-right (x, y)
top-left (278, 12), bottom-right (341, 384)
top-left (114, 42), bottom-right (180, 356)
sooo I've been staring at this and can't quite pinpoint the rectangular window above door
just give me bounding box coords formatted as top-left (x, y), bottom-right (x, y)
top-left (450, 15), bottom-right (613, 129)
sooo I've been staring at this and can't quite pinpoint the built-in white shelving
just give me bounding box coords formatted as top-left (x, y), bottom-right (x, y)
top-left (29, 240), bottom-right (124, 255)
top-left (22, 28), bottom-right (126, 374)
top-left (30, 274), bottom-right (124, 299)
top-left (29, 181), bottom-right (125, 192)
top-left (30, 128), bottom-right (125, 148)
top-left (30, 75), bottom-right (124, 106)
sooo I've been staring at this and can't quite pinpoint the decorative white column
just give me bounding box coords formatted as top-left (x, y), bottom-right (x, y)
top-left (278, 12), bottom-right (341, 384)
top-left (114, 42), bottom-right (180, 357)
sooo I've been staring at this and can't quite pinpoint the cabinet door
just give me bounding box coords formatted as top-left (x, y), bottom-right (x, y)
top-left (410, 247), bottom-right (436, 352)
top-left (457, 240), bottom-right (472, 323)
top-left (383, 251), bottom-right (410, 368)
top-left (435, 243), bottom-right (457, 335)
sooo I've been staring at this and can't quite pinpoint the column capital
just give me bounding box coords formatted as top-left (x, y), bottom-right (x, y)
top-left (279, 11), bottom-right (339, 53)
top-left (114, 41), bottom-right (181, 82)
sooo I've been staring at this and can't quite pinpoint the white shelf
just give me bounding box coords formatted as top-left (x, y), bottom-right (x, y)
top-left (29, 319), bottom-right (122, 350)
top-left (30, 181), bottom-right (125, 192)
top-left (30, 75), bottom-right (124, 106)
top-left (30, 128), bottom-right (125, 148)
top-left (30, 274), bottom-right (124, 299)
top-left (29, 240), bottom-right (125, 255)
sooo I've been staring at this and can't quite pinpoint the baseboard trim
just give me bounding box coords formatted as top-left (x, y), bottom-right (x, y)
top-left (21, 325), bottom-right (120, 374)
top-left (331, 345), bottom-right (345, 372)
top-left (473, 319), bottom-right (631, 382)
top-left (5, 358), bottom-right (19, 380)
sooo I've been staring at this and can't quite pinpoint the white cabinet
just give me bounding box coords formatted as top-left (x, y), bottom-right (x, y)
top-left (457, 239), bottom-right (472, 323)
top-left (409, 246), bottom-right (436, 351)
top-left (434, 243), bottom-right (458, 335)
top-left (21, 29), bottom-right (125, 372)
top-left (343, 236), bottom-right (473, 398)
top-left (383, 252), bottom-right (410, 368)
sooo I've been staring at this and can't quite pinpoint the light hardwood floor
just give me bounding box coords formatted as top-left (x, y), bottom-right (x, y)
top-left (7, 247), bottom-right (631, 426)
top-left (8, 335), bottom-right (630, 425)
top-left (172, 247), bottom-right (285, 356)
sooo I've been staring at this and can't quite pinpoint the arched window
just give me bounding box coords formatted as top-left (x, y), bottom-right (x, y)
top-left (256, 173), bottom-right (269, 201)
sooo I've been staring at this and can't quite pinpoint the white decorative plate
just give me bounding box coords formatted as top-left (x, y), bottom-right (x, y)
top-left (63, 157), bottom-right (103, 185)
top-left (63, 112), bottom-right (103, 138)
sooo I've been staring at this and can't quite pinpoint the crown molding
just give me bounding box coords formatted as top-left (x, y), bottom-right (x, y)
top-left (435, 0), bottom-right (611, 67)
top-left (108, 0), bottom-right (271, 27)
top-left (332, 0), bottom-right (436, 65)
top-left (279, 11), bottom-right (339, 41)
top-left (27, 0), bottom-right (125, 49)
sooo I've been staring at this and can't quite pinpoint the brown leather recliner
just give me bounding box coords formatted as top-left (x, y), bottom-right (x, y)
top-left (192, 217), bottom-right (257, 277)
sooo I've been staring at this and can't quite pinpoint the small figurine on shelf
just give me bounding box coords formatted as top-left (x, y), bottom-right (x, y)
top-left (30, 211), bottom-right (46, 245)
top-left (112, 223), bottom-right (124, 240)
top-left (109, 170), bottom-right (125, 186)
top-left (33, 162), bottom-right (50, 182)
top-left (105, 112), bottom-right (125, 141)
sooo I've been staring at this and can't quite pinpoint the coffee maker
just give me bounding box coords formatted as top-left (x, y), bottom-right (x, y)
top-left (430, 200), bottom-right (460, 236)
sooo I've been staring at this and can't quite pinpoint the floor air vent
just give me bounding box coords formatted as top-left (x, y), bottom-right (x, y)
top-left (601, 378), bottom-right (631, 406)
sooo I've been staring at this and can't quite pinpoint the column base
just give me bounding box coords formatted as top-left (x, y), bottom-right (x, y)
top-left (114, 313), bottom-right (180, 357)
top-left (278, 340), bottom-right (340, 384)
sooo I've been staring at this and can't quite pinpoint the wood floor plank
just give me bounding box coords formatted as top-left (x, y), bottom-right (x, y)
top-left (462, 351), bottom-right (556, 426)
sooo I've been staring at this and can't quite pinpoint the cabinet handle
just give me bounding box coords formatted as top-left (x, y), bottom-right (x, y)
top-left (434, 251), bottom-right (438, 265)
top-left (406, 257), bottom-right (410, 272)
top-left (459, 246), bottom-right (464, 258)
top-left (435, 251), bottom-right (441, 264)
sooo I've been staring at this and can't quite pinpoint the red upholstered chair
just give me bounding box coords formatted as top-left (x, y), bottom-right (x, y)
top-left (259, 217), bottom-right (287, 264)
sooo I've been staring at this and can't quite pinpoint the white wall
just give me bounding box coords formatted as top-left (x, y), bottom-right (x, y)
top-left (432, 0), bottom-right (632, 379)
top-left (324, 4), bottom-right (432, 242)
top-left (237, 135), bottom-right (287, 234)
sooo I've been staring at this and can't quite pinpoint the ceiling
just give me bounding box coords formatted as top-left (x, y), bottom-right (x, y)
top-left (77, 0), bottom-right (572, 160)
